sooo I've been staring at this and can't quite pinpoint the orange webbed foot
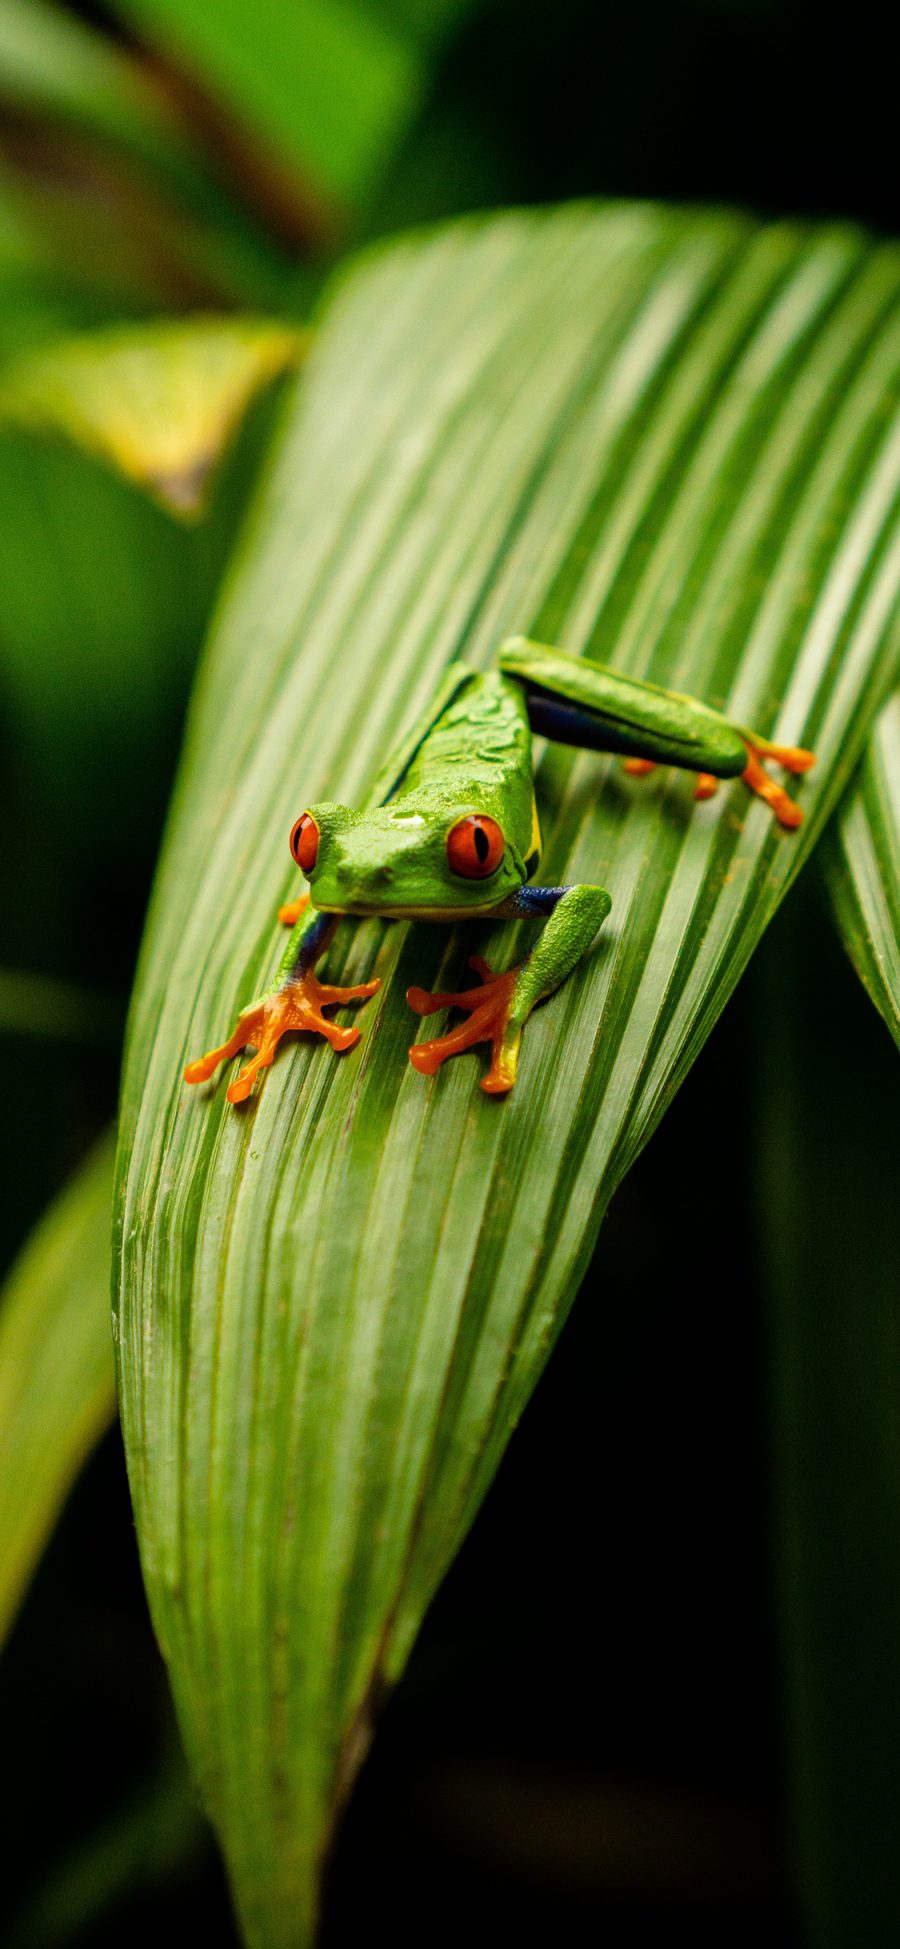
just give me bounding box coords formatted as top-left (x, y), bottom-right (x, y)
top-left (407, 954), bottom-right (521, 1094)
top-left (184, 967), bottom-right (380, 1103)
top-left (741, 736), bottom-right (816, 829)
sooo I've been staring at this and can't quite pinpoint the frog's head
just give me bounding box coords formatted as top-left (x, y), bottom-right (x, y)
top-left (289, 796), bottom-right (524, 918)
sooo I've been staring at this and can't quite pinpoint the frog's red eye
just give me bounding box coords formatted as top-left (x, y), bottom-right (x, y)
top-left (446, 814), bottom-right (504, 878)
top-left (290, 812), bottom-right (319, 873)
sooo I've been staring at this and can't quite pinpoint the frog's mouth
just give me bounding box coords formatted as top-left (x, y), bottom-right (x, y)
top-left (314, 897), bottom-right (506, 922)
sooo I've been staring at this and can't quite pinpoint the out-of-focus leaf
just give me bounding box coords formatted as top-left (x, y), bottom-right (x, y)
top-left (1, 137), bottom-right (288, 312)
top-left (758, 895), bottom-right (900, 1948)
top-left (0, 344), bottom-right (287, 924)
top-left (0, 1132), bottom-right (115, 1649)
top-left (0, 435), bottom-right (210, 890)
top-left (7, 1751), bottom-right (207, 1949)
top-left (0, 0), bottom-right (182, 168)
top-left (114, 205), bottom-right (900, 1946)
top-left (820, 690), bottom-right (900, 1047)
top-left (1, 0), bottom-right (294, 309)
top-left (1, 148), bottom-right (99, 356)
top-left (0, 968), bottom-right (120, 1042)
top-left (0, 315), bottom-right (306, 516)
top-left (0, 173), bottom-right (73, 356)
top-left (0, 162), bottom-right (50, 278)
top-left (111, 0), bottom-right (476, 219)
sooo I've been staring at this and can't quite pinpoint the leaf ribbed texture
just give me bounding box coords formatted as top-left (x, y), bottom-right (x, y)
top-left (114, 204), bottom-right (900, 1946)
top-left (821, 691), bottom-right (900, 1046)
top-left (0, 1132), bottom-right (116, 1646)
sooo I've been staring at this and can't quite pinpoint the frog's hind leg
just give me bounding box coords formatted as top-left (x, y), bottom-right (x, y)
top-left (623, 739), bottom-right (815, 825)
top-left (407, 883), bottom-right (611, 1094)
top-left (502, 637), bottom-right (815, 826)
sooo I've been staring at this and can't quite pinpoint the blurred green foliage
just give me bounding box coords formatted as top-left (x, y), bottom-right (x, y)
top-left (108, 0), bottom-right (479, 218)
top-left (760, 890), bottom-right (900, 1949)
top-left (0, 1132), bottom-right (115, 1651)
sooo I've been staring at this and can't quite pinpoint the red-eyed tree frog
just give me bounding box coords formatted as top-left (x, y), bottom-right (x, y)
top-left (184, 636), bottom-right (814, 1102)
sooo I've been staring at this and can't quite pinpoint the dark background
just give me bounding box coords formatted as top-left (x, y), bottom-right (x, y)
top-left (1, 2), bottom-right (897, 1943)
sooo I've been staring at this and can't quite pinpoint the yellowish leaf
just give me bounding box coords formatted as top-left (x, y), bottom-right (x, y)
top-left (0, 315), bottom-right (307, 517)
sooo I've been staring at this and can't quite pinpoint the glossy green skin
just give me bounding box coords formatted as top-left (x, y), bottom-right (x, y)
top-left (293, 637), bottom-right (746, 931)
top-left (186, 636), bottom-right (790, 1099)
top-left (307, 670), bottom-right (535, 921)
top-left (268, 638), bottom-right (752, 1064)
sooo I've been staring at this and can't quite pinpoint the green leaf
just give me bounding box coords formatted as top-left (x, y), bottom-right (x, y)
top-left (110, 0), bottom-right (475, 216)
top-left (0, 315), bottom-right (307, 517)
top-left (757, 895), bottom-right (900, 1947)
top-left (114, 204), bottom-right (900, 1946)
top-left (0, 1132), bottom-right (116, 1649)
top-left (820, 690), bottom-right (900, 1048)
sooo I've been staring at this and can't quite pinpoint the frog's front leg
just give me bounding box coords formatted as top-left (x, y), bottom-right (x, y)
top-left (407, 884), bottom-right (611, 1095)
top-left (277, 891), bottom-right (309, 926)
top-left (184, 908), bottom-right (380, 1103)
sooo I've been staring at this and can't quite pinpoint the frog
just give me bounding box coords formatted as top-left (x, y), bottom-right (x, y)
top-left (184, 635), bottom-right (814, 1102)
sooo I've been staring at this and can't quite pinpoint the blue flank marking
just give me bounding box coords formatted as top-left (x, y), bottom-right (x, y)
top-left (507, 884), bottom-right (567, 917)
top-left (525, 689), bottom-right (620, 750)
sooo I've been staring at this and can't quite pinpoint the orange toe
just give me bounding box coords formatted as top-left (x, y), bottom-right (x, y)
top-left (407, 956), bottom-right (520, 1091)
top-left (741, 746), bottom-right (805, 828)
top-left (184, 1019), bottom-right (253, 1086)
top-left (750, 735), bottom-right (816, 776)
top-left (185, 968), bottom-right (379, 1103)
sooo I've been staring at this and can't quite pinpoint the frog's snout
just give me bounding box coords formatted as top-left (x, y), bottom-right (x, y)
top-left (343, 860), bottom-right (390, 887)
top-left (329, 855), bottom-right (393, 906)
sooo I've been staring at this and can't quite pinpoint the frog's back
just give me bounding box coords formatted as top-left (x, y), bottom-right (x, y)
top-left (400, 668), bottom-right (531, 800)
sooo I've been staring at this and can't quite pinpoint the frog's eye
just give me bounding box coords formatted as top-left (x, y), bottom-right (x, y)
top-left (446, 814), bottom-right (504, 878)
top-left (290, 812), bottom-right (319, 873)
